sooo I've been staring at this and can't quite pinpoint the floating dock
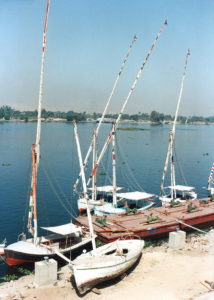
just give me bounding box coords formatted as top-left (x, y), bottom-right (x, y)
top-left (75, 198), bottom-right (214, 243)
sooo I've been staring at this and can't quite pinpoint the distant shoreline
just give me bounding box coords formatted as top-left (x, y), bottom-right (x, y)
top-left (0, 118), bottom-right (214, 125)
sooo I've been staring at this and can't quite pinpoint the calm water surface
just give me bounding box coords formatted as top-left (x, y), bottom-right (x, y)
top-left (0, 121), bottom-right (213, 276)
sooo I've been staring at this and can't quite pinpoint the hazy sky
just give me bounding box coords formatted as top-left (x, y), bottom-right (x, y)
top-left (0, 0), bottom-right (213, 116)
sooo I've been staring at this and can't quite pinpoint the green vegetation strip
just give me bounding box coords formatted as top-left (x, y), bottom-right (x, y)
top-left (117, 127), bottom-right (148, 131)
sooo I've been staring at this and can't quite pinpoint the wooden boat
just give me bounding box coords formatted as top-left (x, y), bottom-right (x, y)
top-left (71, 239), bottom-right (144, 294)
top-left (159, 49), bottom-right (197, 206)
top-left (4, 0), bottom-right (93, 266)
top-left (71, 122), bottom-right (144, 294)
top-left (94, 191), bottom-right (154, 216)
top-left (207, 163), bottom-right (214, 196)
top-left (77, 185), bottom-right (123, 213)
top-left (5, 224), bottom-right (92, 266)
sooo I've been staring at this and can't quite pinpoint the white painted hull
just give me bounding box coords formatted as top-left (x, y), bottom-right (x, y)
top-left (0, 244), bottom-right (5, 256)
top-left (94, 202), bottom-right (154, 216)
top-left (209, 187), bottom-right (214, 196)
top-left (72, 239), bottom-right (144, 294)
top-left (5, 234), bottom-right (92, 266)
top-left (77, 198), bottom-right (102, 213)
top-left (160, 191), bottom-right (197, 207)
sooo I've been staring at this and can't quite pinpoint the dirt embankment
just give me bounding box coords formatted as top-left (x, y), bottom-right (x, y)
top-left (0, 230), bottom-right (214, 300)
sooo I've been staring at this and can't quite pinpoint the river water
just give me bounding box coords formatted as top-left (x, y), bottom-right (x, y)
top-left (0, 121), bottom-right (213, 277)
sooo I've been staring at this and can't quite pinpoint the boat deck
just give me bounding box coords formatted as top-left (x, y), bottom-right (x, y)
top-left (75, 198), bottom-right (214, 242)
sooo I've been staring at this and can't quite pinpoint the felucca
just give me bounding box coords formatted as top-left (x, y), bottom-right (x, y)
top-left (159, 49), bottom-right (197, 206)
top-left (4, 0), bottom-right (93, 266)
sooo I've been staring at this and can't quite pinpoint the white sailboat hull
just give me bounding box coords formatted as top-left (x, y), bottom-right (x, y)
top-left (94, 202), bottom-right (153, 216)
top-left (71, 239), bottom-right (144, 294)
top-left (0, 244), bottom-right (5, 256)
top-left (5, 234), bottom-right (92, 266)
top-left (77, 198), bottom-right (102, 213)
top-left (160, 191), bottom-right (197, 206)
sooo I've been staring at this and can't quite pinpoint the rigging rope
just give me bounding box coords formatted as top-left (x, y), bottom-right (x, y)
top-left (173, 141), bottom-right (188, 186)
top-left (22, 152), bottom-right (33, 234)
top-left (115, 135), bottom-right (145, 191)
top-left (40, 163), bottom-right (75, 217)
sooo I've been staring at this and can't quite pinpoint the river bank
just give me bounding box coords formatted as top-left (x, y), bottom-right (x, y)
top-left (1, 230), bottom-right (214, 300)
top-left (1, 118), bottom-right (214, 125)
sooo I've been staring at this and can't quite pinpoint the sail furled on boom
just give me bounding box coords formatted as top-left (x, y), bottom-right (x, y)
top-left (27, 0), bottom-right (50, 239)
top-left (87, 19), bottom-right (167, 187)
top-left (74, 35), bottom-right (137, 191)
top-left (160, 49), bottom-right (190, 193)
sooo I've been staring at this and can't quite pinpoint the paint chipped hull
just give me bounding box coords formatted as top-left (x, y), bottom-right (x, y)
top-left (72, 239), bottom-right (144, 294)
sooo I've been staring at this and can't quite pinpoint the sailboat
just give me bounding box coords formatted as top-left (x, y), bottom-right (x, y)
top-left (207, 163), bottom-right (214, 196)
top-left (93, 126), bottom-right (154, 216)
top-left (4, 0), bottom-right (93, 266)
top-left (77, 129), bottom-right (124, 213)
top-left (76, 36), bottom-right (137, 214)
top-left (159, 49), bottom-right (197, 206)
top-left (72, 121), bottom-right (144, 294)
top-left (78, 21), bottom-right (167, 216)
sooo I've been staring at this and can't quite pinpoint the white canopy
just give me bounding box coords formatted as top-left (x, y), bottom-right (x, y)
top-left (88, 185), bottom-right (123, 193)
top-left (117, 191), bottom-right (154, 201)
top-left (41, 223), bottom-right (82, 235)
top-left (167, 185), bottom-right (195, 192)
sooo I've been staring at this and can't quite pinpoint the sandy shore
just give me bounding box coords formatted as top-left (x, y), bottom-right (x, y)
top-left (1, 230), bottom-right (214, 300)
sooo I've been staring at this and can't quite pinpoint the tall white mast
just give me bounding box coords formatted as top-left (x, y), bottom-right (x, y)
top-left (112, 127), bottom-right (117, 207)
top-left (87, 20), bottom-right (167, 187)
top-left (73, 35), bottom-right (137, 191)
top-left (73, 121), bottom-right (96, 251)
top-left (92, 129), bottom-right (97, 201)
top-left (27, 0), bottom-right (50, 244)
top-left (160, 49), bottom-right (190, 195)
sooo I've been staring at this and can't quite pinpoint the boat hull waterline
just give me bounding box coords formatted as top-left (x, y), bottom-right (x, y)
top-left (5, 237), bottom-right (92, 266)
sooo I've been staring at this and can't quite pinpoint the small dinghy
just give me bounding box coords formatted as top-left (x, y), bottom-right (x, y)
top-left (71, 239), bottom-right (144, 294)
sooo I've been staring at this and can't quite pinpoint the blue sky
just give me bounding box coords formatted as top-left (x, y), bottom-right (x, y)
top-left (0, 0), bottom-right (213, 116)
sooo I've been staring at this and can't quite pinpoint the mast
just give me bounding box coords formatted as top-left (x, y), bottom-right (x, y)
top-left (92, 129), bottom-right (97, 201)
top-left (74, 35), bottom-right (137, 191)
top-left (73, 121), bottom-right (96, 251)
top-left (112, 126), bottom-right (117, 207)
top-left (160, 49), bottom-right (190, 194)
top-left (31, 144), bottom-right (37, 243)
top-left (87, 20), bottom-right (167, 187)
top-left (27, 0), bottom-right (50, 242)
top-left (207, 163), bottom-right (214, 189)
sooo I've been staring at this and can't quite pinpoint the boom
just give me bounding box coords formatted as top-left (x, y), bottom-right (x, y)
top-left (74, 35), bottom-right (137, 190)
top-left (160, 49), bottom-right (190, 193)
top-left (73, 121), bottom-right (96, 251)
top-left (87, 19), bottom-right (167, 186)
top-left (28, 0), bottom-right (50, 242)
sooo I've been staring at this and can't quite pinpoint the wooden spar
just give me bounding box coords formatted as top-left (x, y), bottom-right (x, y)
top-left (32, 143), bottom-right (37, 244)
top-left (92, 129), bottom-right (97, 201)
top-left (207, 163), bottom-right (214, 189)
top-left (160, 49), bottom-right (190, 194)
top-left (73, 121), bottom-right (96, 251)
top-left (35, 0), bottom-right (50, 169)
top-left (87, 20), bottom-right (167, 187)
top-left (27, 0), bottom-right (50, 239)
top-left (112, 127), bottom-right (117, 207)
top-left (73, 35), bottom-right (137, 191)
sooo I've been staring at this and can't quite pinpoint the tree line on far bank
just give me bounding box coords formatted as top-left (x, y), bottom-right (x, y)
top-left (0, 105), bottom-right (213, 123)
